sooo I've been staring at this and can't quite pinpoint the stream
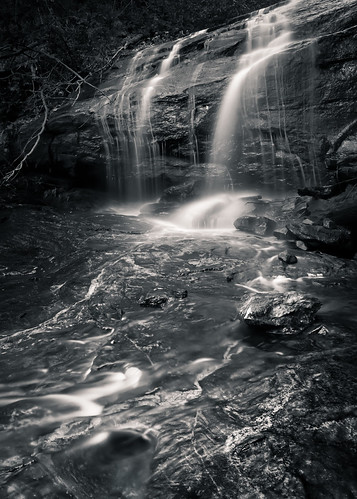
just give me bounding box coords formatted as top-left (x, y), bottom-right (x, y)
top-left (0, 195), bottom-right (356, 498)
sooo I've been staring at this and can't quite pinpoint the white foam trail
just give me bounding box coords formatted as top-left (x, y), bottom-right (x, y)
top-left (0, 367), bottom-right (143, 422)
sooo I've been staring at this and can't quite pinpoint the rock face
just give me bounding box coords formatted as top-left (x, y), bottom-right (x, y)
top-left (17, 0), bottom-right (357, 198)
top-left (238, 291), bottom-right (322, 334)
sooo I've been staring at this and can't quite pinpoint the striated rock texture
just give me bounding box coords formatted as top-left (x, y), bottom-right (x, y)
top-left (17, 0), bottom-right (357, 197)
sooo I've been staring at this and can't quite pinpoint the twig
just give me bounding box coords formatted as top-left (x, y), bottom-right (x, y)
top-left (1, 90), bottom-right (48, 186)
top-left (23, 46), bottom-right (112, 103)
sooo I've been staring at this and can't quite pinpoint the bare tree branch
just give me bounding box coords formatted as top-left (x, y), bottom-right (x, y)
top-left (1, 90), bottom-right (48, 186)
top-left (23, 46), bottom-right (113, 102)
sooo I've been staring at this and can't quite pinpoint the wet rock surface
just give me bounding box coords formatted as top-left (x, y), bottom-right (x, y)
top-left (0, 200), bottom-right (356, 498)
top-left (139, 293), bottom-right (169, 308)
top-left (286, 219), bottom-right (352, 255)
top-left (14, 0), bottom-right (357, 194)
top-left (238, 291), bottom-right (321, 334)
top-left (278, 251), bottom-right (298, 264)
top-left (234, 215), bottom-right (276, 236)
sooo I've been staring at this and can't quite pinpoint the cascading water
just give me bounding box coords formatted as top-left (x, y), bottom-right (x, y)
top-left (97, 30), bottom-right (207, 201)
top-left (210, 3), bottom-right (296, 191)
top-left (95, 48), bottom-right (157, 199)
top-left (133, 39), bottom-right (184, 198)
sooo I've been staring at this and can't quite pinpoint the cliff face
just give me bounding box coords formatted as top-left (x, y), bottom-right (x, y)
top-left (19, 0), bottom-right (357, 198)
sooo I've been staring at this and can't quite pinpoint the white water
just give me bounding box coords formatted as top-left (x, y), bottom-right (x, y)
top-left (211, 5), bottom-right (293, 173)
top-left (152, 191), bottom-right (258, 231)
top-left (134, 29), bottom-right (208, 185)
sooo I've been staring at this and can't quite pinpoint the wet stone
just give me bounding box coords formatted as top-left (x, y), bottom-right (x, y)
top-left (296, 240), bottom-right (308, 250)
top-left (287, 219), bottom-right (352, 254)
top-left (233, 216), bottom-right (276, 236)
top-left (171, 289), bottom-right (188, 299)
top-left (298, 185), bottom-right (342, 199)
top-left (323, 217), bottom-right (338, 229)
top-left (273, 227), bottom-right (289, 240)
top-left (294, 197), bottom-right (311, 217)
top-left (278, 252), bottom-right (298, 264)
top-left (238, 291), bottom-right (322, 334)
top-left (139, 294), bottom-right (168, 307)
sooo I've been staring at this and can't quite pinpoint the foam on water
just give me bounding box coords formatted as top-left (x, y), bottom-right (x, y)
top-left (159, 192), bottom-right (258, 231)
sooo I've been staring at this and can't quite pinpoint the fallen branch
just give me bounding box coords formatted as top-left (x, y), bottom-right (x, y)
top-left (0, 90), bottom-right (48, 186)
top-left (330, 118), bottom-right (357, 153)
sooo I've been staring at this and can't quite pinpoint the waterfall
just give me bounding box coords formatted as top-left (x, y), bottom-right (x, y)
top-left (210, 4), bottom-right (295, 191)
top-left (97, 30), bottom-right (207, 201)
top-left (94, 48), bottom-right (158, 200)
top-left (133, 39), bottom-right (184, 198)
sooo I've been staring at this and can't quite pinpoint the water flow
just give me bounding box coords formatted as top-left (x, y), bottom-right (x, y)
top-left (133, 39), bottom-right (184, 197)
top-left (95, 49), bottom-right (154, 199)
top-left (134, 30), bottom-right (207, 199)
top-left (211, 5), bottom-right (293, 186)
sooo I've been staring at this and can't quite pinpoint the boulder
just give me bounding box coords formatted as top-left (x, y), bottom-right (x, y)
top-left (286, 220), bottom-right (352, 255)
top-left (238, 291), bottom-right (321, 334)
top-left (278, 252), bottom-right (298, 264)
top-left (234, 216), bottom-right (276, 236)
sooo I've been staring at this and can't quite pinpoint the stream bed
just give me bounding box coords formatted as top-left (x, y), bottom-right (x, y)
top-left (0, 199), bottom-right (356, 498)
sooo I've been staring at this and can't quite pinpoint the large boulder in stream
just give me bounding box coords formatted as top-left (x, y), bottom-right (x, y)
top-left (238, 291), bottom-right (322, 334)
top-left (234, 215), bottom-right (276, 236)
top-left (13, 0), bottom-right (357, 196)
top-left (286, 219), bottom-right (352, 255)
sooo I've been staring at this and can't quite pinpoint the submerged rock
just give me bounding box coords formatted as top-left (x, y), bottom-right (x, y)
top-left (171, 289), bottom-right (188, 299)
top-left (48, 429), bottom-right (157, 498)
top-left (139, 294), bottom-right (168, 308)
top-left (238, 291), bottom-right (321, 334)
top-left (234, 216), bottom-right (276, 236)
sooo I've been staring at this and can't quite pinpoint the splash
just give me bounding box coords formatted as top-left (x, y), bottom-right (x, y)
top-left (167, 192), bottom-right (255, 230)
